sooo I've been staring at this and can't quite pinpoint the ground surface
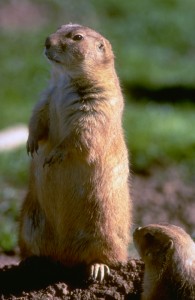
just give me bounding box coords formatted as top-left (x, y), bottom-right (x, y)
top-left (0, 257), bottom-right (144, 300)
top-left (0, 165), bottom-right (194, 299)
top-left (132, 166), bottom-right (195, 237)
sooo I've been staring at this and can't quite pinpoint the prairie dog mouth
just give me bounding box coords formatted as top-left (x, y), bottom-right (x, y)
top-left (45, 49), bottom-right (61, 63)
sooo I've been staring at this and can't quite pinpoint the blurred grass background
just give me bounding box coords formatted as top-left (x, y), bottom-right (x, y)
top-left (0, 0), bottom-right (195, 251)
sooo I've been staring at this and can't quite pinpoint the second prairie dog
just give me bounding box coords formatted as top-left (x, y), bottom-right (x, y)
top-left (19, 24), bottom-right (131, 280)
top-left (133, 224), bottom-right (195, 300)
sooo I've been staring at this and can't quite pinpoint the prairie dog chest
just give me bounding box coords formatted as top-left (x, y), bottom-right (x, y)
top-left (49, 77), bottom-right (108, 146)
top-left (49, 78), bottom-right (80, 140)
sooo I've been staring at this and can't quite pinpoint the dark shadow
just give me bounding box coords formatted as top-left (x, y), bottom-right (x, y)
top-left (0, 257), bottom-right (144, 299)
top-left (0, 256), bottom-right (88, 296)
top-left (127, 85), bottom-right (195, 102)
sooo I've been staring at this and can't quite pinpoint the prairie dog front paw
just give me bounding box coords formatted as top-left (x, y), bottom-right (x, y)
top-left (27, 135), bottom-right (39, 157)
top-left (43, 148), bottom-right (66, 167)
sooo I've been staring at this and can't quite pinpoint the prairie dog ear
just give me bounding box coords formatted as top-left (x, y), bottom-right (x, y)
top-left (164, 239), bottom-right (174, 251)
top-left (96, 39), bottom-right (106, 52)
top-left (95, 38), bottom-right (114, 63)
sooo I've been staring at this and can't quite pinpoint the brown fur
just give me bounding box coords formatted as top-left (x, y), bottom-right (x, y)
top-left (19, 24), bottom-right (131, 271)
top-left (133, 224), bottom-right (195, 300)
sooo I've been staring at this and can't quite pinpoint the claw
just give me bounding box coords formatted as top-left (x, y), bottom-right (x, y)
top-left (90, 263), bottom-right (110, 282)
top-left (43, 157), bottom-right (51, 168)
top-left (26, 139), bottom-right (39, 158)
top-left (43, 155), bottom-right (55, 167)
top-left (34, 143), bottom-right (39, 154)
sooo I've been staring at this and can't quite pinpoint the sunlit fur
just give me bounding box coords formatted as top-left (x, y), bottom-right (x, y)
top-left (19, 24), bottom-right (131, 269)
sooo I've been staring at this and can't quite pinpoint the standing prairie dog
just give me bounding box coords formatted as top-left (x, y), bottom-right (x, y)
top-left (19, 24), bottom-right (131, 280)
top-left (133, 224), bottom-right (195, 300)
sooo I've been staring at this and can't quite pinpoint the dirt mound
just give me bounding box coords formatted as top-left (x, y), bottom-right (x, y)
top-left (0, 165), bottom-right (194, 299)
top-left (0, 257), bottom-right (144, 299)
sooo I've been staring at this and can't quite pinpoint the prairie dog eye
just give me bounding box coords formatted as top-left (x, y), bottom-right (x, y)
top-left (73, 34), bottom-right (84, 41)
top-left (145, 251), bottom-right (152, 257)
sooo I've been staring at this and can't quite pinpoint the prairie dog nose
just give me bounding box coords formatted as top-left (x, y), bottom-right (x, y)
top-left (45, 35), bottom-right (59, 49)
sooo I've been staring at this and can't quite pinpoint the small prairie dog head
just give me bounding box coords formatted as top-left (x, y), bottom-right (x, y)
top-left (44, 23), bottom-right (114, 76)
top-left (133, 224), bottom-right (195, 271)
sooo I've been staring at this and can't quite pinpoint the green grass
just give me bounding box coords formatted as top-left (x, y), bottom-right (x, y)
top-left (0, 197), bottom-right (20, 251)
top-left (0, 147), bottom-right (29, 251)
top-left (0, 30), bottom-right (48, 128)
top-left (124, 101), bottom-right (195, 173)
top-left (93, 0), bottom-right (195, 87)
top-left (0, 147), bottom-right (29, 187)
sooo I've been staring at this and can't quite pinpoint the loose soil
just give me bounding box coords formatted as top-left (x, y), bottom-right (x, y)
top-left (0, 257), bottom-right (144, 300)
top-left (0, 166), bottom-right (194, 299)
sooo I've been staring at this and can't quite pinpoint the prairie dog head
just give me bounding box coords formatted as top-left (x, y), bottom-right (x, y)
top-left (44, 23), bottom-right (114, 76)
top-left (133, 224), bottom-right (195, 272)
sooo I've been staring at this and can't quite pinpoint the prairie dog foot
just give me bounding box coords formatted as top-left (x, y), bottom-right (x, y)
top-left (43, 148), bottom-right (66, 167)
top-left (90, 263), bottom-right (110, 282)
